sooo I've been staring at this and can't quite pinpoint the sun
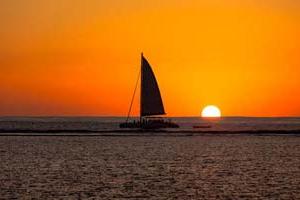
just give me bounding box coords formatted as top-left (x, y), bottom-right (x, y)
top-left (201, 105), bottom-right (221, 118)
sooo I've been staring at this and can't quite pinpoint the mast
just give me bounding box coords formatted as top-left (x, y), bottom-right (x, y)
top-left (140, 52), bottom-right (143, 123)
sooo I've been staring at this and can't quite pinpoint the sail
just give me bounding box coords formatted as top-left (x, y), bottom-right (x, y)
top-left (141, 55), bottom-right (166, 116)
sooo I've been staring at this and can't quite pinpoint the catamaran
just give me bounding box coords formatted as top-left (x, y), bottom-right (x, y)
top-left (120, 54), bottom-right (179, 129)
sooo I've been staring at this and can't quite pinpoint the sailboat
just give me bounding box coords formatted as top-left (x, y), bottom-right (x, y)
top-left (120, 53), bottom-right (179, 129)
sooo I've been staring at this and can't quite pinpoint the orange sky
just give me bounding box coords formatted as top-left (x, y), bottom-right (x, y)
top-left (0, 0), bottom-right (299, 116)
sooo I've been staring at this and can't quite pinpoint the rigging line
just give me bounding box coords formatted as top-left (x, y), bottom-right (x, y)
top-left (126, 68), bottom-right (141, 123)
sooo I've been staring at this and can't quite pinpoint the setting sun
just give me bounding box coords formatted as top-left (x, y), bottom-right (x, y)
top-left (201, 105), bottom-right (221, 118)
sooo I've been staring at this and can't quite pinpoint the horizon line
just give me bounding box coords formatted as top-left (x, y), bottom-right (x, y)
top-left (0, 115), bottom-right (300, 118)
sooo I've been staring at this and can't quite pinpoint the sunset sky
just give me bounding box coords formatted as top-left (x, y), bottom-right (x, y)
top-left (0, 0), bottom-right (299, 116)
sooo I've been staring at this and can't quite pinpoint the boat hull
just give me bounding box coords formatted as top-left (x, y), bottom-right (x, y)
top-left (120, 119), bottom-right (179, 129)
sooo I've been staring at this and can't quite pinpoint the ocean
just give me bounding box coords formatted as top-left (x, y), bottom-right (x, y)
top-left (0, 117), bottom-right (299, 199)
top-left (1, 116), bottom-right (300, 133)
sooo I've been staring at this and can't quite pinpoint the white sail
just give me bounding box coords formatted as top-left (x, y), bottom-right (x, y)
top-left (140, 55), bottom-right (166, 116)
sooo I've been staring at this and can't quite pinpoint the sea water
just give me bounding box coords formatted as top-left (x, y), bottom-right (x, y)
top-left (0, 117), bottom-right (299, 199)
top-left (0, 116), bottom-right (300, 132)
top-left (0, 135), bottom-right (299, 199)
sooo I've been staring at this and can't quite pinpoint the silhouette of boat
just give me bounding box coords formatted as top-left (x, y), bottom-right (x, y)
top-left (120, 54), bottom-right (179, 129)
top-left (193, 125), bottom-right (211, 129)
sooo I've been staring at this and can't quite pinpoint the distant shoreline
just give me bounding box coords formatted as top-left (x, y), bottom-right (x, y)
top-left (1, 116), bottom-right (300, 119)
top-left (0, 129), bottom-right (299, 136)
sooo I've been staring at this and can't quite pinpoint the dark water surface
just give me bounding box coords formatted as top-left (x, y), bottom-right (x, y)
top-left (1, 117), bottom-right (300, 132)
top-left (0, 135), bottom-right (299, 199)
